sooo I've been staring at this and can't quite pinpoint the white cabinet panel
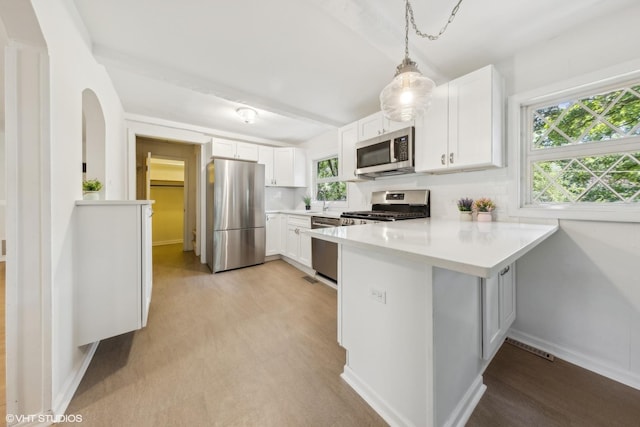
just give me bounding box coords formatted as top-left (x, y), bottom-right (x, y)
top-left (482, 263), bottom-right (516, 360)
top-left (235, 141), bottom-right (259, 161)
top-left (265, 213), bottom-right (282, 256)
top-left (338, 122), bottom-right (359, 181)
top-left (283, 215), bottom-right (311, 267)
top-left (415, 64), bottom-right (503, 173)
top-left (258, 146), bottom-right (275, 186)
top-left (212, 138), bottom-right (258, 161)
top-left (415, 84), bottom-right (449, 172)
top-left (259, 147), bottom-right (306, 187)
top-left (74, 201), bottom-right (153, 346)
top-left (358, 111), bottom-right (385, 140)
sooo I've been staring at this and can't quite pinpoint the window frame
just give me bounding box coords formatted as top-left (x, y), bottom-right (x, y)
top-left (509, 64), bottom-right (640, 223)
top-left (312, 155), bottom-right (348, 207)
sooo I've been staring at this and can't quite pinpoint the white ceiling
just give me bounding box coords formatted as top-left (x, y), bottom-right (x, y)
top-left (59, 0), bottom-right (640, 143)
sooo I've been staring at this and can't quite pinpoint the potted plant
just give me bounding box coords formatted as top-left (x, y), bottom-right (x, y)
top-left (302, 195), bottom-right (312, 211)
top-left (472, 197), bottom-right (495, 222)
top-left (457, 197), bottom-right (474, 221)
top-left (82, 178), bottom-right (103, 200)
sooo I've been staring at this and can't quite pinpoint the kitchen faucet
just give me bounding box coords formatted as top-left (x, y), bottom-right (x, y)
top-left (318, 190), bottom-right (330, 211)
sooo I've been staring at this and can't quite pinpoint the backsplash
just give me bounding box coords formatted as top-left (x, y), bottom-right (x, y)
top-left (348, 167), bottom-right (511, 220)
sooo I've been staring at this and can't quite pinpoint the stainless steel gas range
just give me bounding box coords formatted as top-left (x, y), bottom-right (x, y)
top-left (340, 189), bottom-right (430, 226)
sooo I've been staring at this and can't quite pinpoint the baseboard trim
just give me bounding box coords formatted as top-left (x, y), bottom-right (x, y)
top-left (152, 239), bottom-right (183, 246)
top-left (509, 329), bottom-right (640, 391)
top-left (51, 342), bottom-right (99, 417)
top-left (341, 366), bottom-right (415, 427)
top-left (280, 256), bottom-right (315, 278)
top-left (444, 375), bottom-right (486, 427)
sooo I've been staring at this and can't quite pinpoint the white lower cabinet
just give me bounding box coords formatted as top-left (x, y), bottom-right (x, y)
top-left (482, 262), bottom-right (516, 360)
top-left (284, 215), bottom-right (311, 267)
top-left (265, 213), bottom-right (282, 256)
top-left (74, 201), bottom-right (153, 346)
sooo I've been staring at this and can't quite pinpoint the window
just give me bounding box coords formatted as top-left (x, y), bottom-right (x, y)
top-left (516, 72), bottom-right (640, 221)
top-left (314, 156), bottom-right (347, 202)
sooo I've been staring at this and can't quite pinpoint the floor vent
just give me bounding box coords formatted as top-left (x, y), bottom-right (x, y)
top-left (506, 337), bottom-right (555, 361)
top-left (302, 275), bottom-right (318, 284)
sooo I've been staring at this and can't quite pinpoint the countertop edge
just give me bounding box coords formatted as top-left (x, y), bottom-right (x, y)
top-left (306, 222), bottom-right (559, 278)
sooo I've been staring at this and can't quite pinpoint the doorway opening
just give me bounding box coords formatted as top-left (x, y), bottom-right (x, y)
top-left (147, 157), bottom-right (187, 247)
top-left (135, 137), bottom-right (200, 255)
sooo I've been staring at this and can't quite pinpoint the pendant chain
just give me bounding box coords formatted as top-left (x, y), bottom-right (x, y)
top-left (405, 0), bottom-right (463, 57)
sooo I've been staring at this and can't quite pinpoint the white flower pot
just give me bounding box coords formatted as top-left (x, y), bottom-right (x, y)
top-left (83, 191), bottom-right (100, 201)
top-left (477, 212), bottom-right (492, 222)
top-left (459, 211), bottom-right (472, 221)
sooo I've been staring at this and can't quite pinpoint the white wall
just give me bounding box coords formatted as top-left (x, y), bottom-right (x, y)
top-left (301, 3), bottom-right (640, 390)
top-left (500, 4), bottom-right (640, 389)
top-left (30, 0), bottom-right (127, 414)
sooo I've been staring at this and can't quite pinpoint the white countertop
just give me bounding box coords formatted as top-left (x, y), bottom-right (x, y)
top-left (306, 218), bottom-right (558, 278)
top-left (76, 200), bottom-right (154, 206)
top-left (267, 209), bottom-right (343, 219)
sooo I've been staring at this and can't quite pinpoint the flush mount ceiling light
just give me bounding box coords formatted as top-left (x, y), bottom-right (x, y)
top-left (236, 107), bottom-right (258, 124)
top-left (380, 0), bottom-right (463, 122)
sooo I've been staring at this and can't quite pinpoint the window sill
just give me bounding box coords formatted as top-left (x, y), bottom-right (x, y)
top-left (511, 205), bottom-right (640, 223)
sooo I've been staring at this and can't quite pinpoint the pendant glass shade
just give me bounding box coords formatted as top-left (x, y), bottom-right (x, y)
top-left (380, 57), bottom-right (435, 122)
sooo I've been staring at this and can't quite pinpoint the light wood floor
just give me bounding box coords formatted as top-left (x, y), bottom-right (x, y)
top-left (1, 262), bottom-right (5, 424)
top-left (62, 245), bottom-right (640, 426)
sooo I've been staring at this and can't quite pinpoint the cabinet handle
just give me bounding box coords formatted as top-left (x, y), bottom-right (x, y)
top-left (500, 266), bottom-right (510, 276)
top-left (450, 153), bottom-right (455, 164)
top-left (441, 154), bottom-right (446, 165)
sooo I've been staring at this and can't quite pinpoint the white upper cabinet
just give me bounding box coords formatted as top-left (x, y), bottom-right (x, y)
top-left (415, 64), bottom-right (503, 173)
top-left (258, 146), bottom-right (306, 187)
top-left (338, 122), bottom-right (361, 181)
top-left (358, 111), bottom-right (412, 141)
top-left (212, 138), bottom-right (259, 161)
top-left (258, 146), bottom-right (275, 186)
top-left (274, 147), bottom-right (306, 187)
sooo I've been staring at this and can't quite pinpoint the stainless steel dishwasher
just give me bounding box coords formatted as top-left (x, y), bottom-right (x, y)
top-left (311, 216), bottom-right (340, 282)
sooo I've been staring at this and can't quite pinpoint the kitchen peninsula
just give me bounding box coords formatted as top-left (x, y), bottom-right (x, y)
top-left (308, 219), bottom-right (558, 427)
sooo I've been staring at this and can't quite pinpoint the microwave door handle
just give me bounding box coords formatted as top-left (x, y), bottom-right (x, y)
top-left (389, 140), bottom-right (396, 162)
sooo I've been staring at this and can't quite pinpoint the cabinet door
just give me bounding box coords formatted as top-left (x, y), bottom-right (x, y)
top-left (482, 263), bottom-right (516, 360)
top-left (258, 146), bottom-right (275, 185)
top-left (274, 147), bottom-right (294, 186)
top-left (384, 116), bottom-right (414, 133)
top-left (236, 142), bottom-right (259, 161)
top-left (284, 224), bottom-right (300, 260)
top-left (415, 84), bottom-right (449, 172)
top-left (265, 214), bottom-right (281, 256)
top-left (298, 227), bottom-right (312, 267)
top-left (211, 138), bottom-right (236, 159)
top-left (338, 122), bottom-right (361, 181)
top-left (358, 111), bottom-right (385, 140)
top-left (450, 65), bottom-right (500, 169)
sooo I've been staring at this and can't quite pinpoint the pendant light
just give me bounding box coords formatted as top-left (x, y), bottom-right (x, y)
top-left (380, 0), bottom-right (463, 122)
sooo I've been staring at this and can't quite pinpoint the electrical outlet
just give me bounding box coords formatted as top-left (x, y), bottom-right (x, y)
top-left (370, 288), bottom-right (386, 304)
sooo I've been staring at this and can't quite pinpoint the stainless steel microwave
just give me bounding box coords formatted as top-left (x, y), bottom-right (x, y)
top-left (355, 126), bottom-right (415, 178)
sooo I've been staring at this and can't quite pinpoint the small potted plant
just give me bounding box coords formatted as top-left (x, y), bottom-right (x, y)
top-left (82, 178), bottom-right (103, 200)
top-left (457, 197), bottom-right (473, 221)
top-left (472, 197), bottom-right (495, 222)
top-left (302, 195), bottom-right (312, 211)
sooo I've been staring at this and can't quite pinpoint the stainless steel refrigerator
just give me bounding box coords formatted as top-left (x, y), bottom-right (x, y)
top-left (206, 158), bottom-right (265, 273)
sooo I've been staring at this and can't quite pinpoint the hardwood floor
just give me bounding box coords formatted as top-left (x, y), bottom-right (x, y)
top-left (63, 245), bottom-right (386, 426)
top-left (468, 342), bottom-right (640, 427)
top-left (1, 262), bottom-right (5, 424)
top-left (62, 245), bottom-right (640, 426)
